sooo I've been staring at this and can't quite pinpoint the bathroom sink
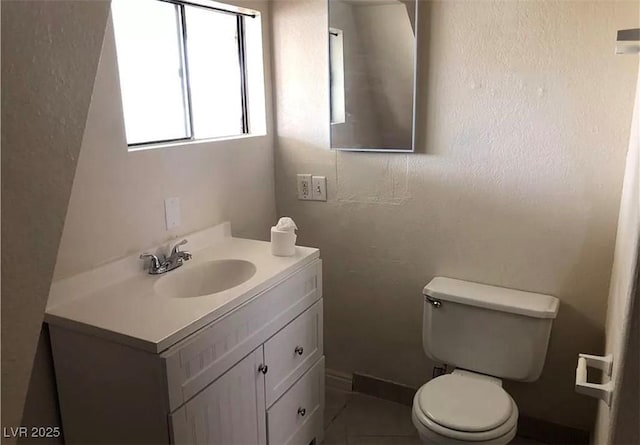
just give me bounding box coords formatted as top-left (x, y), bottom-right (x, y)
top-left (154, 259), bottom-right (257, 299)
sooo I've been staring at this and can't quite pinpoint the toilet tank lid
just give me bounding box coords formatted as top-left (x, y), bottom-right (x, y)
top-left (423, 277), bottom-right (560, 319)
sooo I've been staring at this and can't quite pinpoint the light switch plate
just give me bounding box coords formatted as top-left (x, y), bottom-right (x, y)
top-left (312, 176), bottom-right (327, 201)
top-left (297, 174), bottom-right (313, 200)
top-left (164, 197), bottom-right (181, 230)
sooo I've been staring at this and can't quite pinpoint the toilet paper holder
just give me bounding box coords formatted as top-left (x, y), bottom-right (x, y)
top-left (575, 353), bottom-right (613, 405)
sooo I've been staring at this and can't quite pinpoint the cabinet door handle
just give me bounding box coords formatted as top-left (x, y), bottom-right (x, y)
top-left (294, 346), bottom-right (304, 356)
top-left (258, 364), bottom-right (268, 374)
top-left (297, 407), bottom-right (306, 417)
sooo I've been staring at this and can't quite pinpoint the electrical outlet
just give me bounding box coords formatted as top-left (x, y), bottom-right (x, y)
top-left (312, 176), bottom-right (327, 201)
top-left (297, 174), bottom-right (312, 200)
top-left (164, 197), bottom-right (181, 230)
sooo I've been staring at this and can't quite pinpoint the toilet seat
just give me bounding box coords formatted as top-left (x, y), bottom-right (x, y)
top-left (418, 373), bottom-right (513, 432)
top-left (412, 373), bottom-right (518, 442)
top-left (412, 411), bottom-right (517, 445)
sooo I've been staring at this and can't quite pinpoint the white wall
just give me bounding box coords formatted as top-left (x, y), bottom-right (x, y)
top-left (271, 0), bottom-right (639, 431)
top-left (54, 0), bottom-right (276, 280)
top-left (1, 1), bottom-right (110, 440)
top-left (593, 63), bottom-right (640, 445)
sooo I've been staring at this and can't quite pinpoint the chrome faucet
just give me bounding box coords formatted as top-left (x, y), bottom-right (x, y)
top-left (140, 239), bottom-right (192, 275)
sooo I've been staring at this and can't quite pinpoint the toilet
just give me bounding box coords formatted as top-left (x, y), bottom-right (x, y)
top-left (412, 277), bottom-right (560, 444)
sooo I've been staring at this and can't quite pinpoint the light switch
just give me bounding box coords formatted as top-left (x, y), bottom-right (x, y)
top-left (312, 176), bottom-right (327, 201)
top-left (164, 197), bottom-right (181, 230)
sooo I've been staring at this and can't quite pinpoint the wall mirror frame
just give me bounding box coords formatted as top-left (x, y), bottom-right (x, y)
top-left (328, 0), bottom-right (419, 152)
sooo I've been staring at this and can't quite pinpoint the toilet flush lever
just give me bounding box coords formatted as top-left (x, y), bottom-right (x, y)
top-left (425, 296), bottom-right (442, 308)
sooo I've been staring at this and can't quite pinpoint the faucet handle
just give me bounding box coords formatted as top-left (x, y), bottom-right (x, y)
top-left (140, 253), bottom-right (162, 272)
top-left (171, 239), bottom-right (189, 256)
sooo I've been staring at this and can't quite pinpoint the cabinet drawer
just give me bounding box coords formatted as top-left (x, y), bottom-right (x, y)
top-left (163, 259), bottom-right (322, 410)
top-left (267, 357), bottom-right (324, 445)
top-left (264, 300), bottom-right (323, 407)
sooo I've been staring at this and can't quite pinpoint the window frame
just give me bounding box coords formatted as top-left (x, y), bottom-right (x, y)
top-left (124, 0), bottom-right (252, 148)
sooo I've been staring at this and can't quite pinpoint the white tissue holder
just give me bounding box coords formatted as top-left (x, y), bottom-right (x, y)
top-left (575, 353), bottom-right (613, 405)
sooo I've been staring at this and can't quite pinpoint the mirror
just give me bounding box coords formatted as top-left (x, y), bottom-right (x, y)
top-left (329, 0), bottom-right (418, 152)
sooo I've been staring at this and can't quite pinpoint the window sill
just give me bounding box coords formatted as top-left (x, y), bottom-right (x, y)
top-left (127, 132), bottom-right (267, 153)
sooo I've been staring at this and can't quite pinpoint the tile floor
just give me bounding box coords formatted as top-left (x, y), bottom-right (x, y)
top-left (322, 387), bottom-right (545, 445)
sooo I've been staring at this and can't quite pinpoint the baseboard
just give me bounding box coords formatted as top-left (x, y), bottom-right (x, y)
top-left (352, 372), bottom-right (416, 406)
top-left (518, 415), bottom-right (590, 444)
top-left (349, 372), bottom-right (590, 444)
top-left (325, 368), bottom-right (353, 392)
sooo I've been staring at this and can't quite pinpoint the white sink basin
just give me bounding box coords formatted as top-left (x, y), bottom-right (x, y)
top-left (155, 259), bottom-right (257, 299)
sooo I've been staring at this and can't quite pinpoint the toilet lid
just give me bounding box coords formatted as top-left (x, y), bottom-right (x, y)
top-left (417, 374), bottom-right (513, 432)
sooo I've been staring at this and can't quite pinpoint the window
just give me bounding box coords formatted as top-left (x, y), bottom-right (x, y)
top-left (111, 0), bottom-right (263, 147)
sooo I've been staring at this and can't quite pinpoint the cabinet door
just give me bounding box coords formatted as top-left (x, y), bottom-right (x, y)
top-left (170, 348), bottom-right (266, 445)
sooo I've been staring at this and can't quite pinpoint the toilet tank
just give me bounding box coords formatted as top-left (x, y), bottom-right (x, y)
top-left (422, 277), bottom-right (560, 382)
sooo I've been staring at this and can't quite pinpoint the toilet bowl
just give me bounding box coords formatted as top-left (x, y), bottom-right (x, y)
top-left (411, 370), bottom-right (518, 445)
top-left (413, 277), bottom-right (559, 444)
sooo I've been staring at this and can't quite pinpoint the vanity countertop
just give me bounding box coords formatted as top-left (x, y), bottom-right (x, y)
top-left (45, 223), bottom-right (319, 353)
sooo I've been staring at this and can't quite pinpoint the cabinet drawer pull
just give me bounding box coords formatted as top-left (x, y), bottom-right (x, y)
top-left (297, 407), bottom-right (306, 417)
top-left (294, 346), bottom-right (304, 356)
top-left (258, 364), bottom-right (268, 374)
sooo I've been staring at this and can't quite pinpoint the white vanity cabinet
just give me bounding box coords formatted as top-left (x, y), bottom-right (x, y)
top-left (49, 259), bottom-right (324, 445)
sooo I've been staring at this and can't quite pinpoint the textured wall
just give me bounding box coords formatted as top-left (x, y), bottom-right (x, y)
top-left (594, 64), bottom-right (639, 445)
top-left (271, 0), bottom-right (639, 431)
top-left (1, 0), bottom-right (110, 439)
top-left (54, 0), bottom-right (276, 280)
